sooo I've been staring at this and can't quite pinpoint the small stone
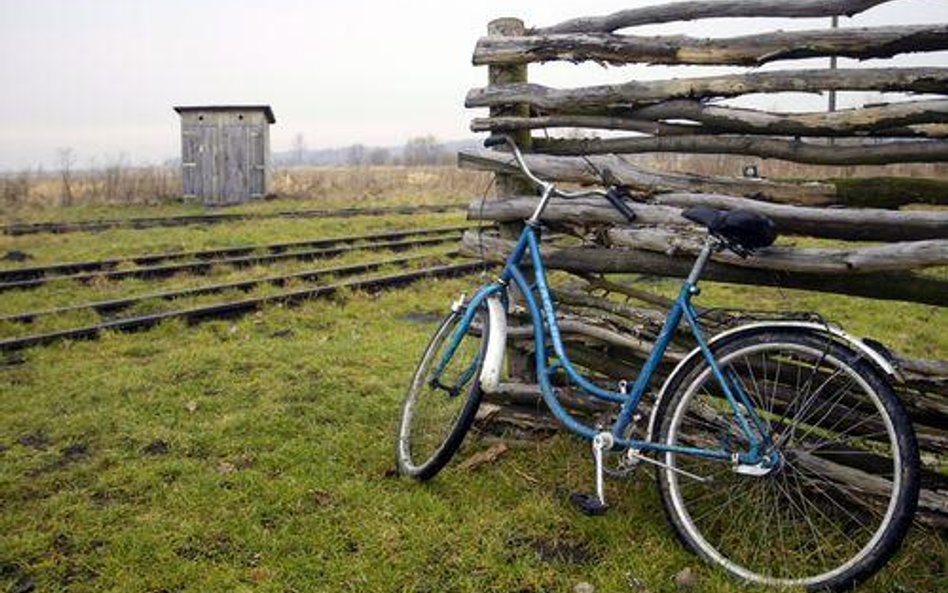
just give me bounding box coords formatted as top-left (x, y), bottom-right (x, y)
top-left (674, 567), bottom-right (698, 588)
top-left (573, 582), bottom-right (595, 593)
top-left (217, 461), bottom-right (236, 474)
top-left (185, 400), bottom-right (198, 413)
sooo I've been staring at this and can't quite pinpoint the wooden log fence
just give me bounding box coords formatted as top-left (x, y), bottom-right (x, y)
top-left (533, 0), bottom-right (893, 34)
top-left (474, 25), bottom-right (948, 68)
top-left (464, 0), bottom-right (948, 528)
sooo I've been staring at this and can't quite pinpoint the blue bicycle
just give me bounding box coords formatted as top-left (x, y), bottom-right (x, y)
top-left (396, 136), bottom-right (919, 591)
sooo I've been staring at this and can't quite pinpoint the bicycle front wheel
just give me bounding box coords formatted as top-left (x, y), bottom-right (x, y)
top-left (395, 304), bottom-right (489, 480)
top-left (654, 329), bottom-right (919, 591)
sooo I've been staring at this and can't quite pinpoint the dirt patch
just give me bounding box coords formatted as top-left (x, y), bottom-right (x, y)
top-left (16, 431), bottom-right (50, 450)
top-left (508, 534), bottom-right (594, 565)
top-left (142, 440), bottom-right (170, 456)
top-left (25, 442), bottom-right (90, 477)
top-left (2, 250), bottom-right (33, 262)
top-left (1, 561), bottom-right (34, 593)
top-left (60, 444), bottom-right (88, 462)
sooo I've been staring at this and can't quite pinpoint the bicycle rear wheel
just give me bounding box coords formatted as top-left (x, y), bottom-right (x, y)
top-left (654, 329), bottom-right (919, 591)
top-left (396, 304), bottom-right (488, 480)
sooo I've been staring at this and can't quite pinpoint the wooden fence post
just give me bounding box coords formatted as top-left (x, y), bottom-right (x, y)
top-left (487, 18), bottom-right (535, 382)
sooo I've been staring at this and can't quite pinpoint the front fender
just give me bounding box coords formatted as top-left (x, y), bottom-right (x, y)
top-left (645, 321), bottom-right (902, 442)
top-left (479, 294), bottom-right (507, 393)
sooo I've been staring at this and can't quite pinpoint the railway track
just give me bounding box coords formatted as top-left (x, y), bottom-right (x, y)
top-left (0, 258), bottom-right (482, 352)
top-left (0, 227), bottom-right (472, 292)
top-left (0, 252), bottom-right (457, 324)
top-left (1, 203), bottom-right (465, 236)
top-left (0, 224), bottom-right (474, 284)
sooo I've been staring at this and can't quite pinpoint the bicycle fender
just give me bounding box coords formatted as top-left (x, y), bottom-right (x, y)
top-left (645, 321), bottom-right (902, 442)
top-left (479, 295), bottom-right (507, 393)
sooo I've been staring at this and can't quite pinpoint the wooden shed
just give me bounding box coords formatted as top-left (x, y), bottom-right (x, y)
top-left (173, 105), bottom-right (276, 205)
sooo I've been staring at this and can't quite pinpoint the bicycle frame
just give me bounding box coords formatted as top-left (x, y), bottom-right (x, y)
top-left (448, 223), bottom-right (771, 465)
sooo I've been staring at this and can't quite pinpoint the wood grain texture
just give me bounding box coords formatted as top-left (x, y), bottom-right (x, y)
top-left (475, 25), bottom-right (948, 67)
top-left (460, 231), bottom-right (948, 306)
top-left (533, 135), bottom-right (948, 165)
top-left (606, 227), bottom-right (948, 273)
top-left (465, 68), bottom-right (948, 110)
top-left (465, 195), bottom-right (948, 242)
top-left (472, 99), bottom-right (948, 139)
top-left (534, 0), bottom-right (892, 34)
top-left (458, 149), bottom-right (837, 204)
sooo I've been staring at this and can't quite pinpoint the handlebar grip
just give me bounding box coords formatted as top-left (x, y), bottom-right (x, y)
top-left (483, 135), bottom-right (510, 149)
top-left (605, 188), bottom-right (637, 223)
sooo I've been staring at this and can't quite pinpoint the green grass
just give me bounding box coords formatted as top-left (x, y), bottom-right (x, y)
top-left (0, 211), bottom-right (469, 268)
top-left (1, 209), bottom-right (946, 592)
top-left (2, 278), bottom-right (946, 592)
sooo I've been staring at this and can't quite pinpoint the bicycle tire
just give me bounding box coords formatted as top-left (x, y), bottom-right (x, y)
top-left (653, 329), bottom-right (919, 591)
top-left (395, 305), bottom-right (489, 480)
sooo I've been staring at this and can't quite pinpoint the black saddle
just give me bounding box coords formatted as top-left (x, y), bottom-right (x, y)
top-left (682, 207), bottom-right (777, 255)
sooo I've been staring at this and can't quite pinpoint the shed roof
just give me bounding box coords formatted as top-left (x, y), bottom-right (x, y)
top-left (173, 105), bottom-right (276, 124)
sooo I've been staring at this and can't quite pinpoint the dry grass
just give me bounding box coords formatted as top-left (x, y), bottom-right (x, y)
top-left (1, 166), bottom-right (179, 210)
top-left (271, 166), bottom-right (491, 206)
top-left (1, 165), bottom-right (492, 219)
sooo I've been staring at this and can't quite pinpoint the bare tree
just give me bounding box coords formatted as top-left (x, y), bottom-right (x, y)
top-left (57, 147), bottom-right (75, 206)
top-left (292, 133), bottom-right (307, 166)
top-left (347, 144), bottom-right (367, 167)
top-left (368, 147), bottom-right (391, 166)
top-left (403, 135), bottom-right (446, 166)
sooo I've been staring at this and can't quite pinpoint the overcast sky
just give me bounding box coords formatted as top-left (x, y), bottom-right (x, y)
top-left (1, 0), bottom-right (946, 170)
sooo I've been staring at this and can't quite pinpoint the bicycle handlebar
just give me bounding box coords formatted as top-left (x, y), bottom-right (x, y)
top-left (483, 134), bottom-right (636, 222)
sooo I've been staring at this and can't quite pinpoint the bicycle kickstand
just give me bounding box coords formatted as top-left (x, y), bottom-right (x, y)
top-left (569, 432), bottom-right (613, 516)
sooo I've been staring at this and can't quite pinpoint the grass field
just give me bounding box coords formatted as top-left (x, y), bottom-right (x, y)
top-left (1, 193), bottom-right (946, 592)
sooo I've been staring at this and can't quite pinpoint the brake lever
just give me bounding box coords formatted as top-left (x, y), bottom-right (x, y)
top-left (599, 167), bottom-right (636, 223)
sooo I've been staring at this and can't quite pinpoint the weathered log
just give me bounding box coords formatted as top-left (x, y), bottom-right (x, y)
top-left (458, 148), bottom-right (837, 204)
top-left (482, 389), bottom-right (947, 527)
top-left (554, 286), bottom-right (667, 327)
top-left (651, 192), bottom-right (948, 241)
top-left (833, 176), bottom-right (948, 208)
top-left (607, 227), bottom-right (948, 273)
top-left (472, 112), bottom-right (948, 140)
top-left (466, 195), bottom-right (948, 242)
top-left (461, 231), bottom-right (948, 306)
top-left (465, 68), bottom-right (948, 111)
top-left (793, 451), bottom-right (948, 529)
top-left (475, 25), bottom-right (948, 67)
top-left (624, 99), bottom-right (948, 139)
top-left (484, 382), bottom-right (612, 415)
top-left (535, 0), bottom-right (892, 34)
top-left (506, 317), bottom-right (687, 361)
top-left (534, 135), bottom-right (948, 166)
top-left (472, 114), bottom-right (701, 136)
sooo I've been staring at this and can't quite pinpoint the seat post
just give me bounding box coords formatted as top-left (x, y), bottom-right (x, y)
top-left (686, 236), bottom-right (719, 286)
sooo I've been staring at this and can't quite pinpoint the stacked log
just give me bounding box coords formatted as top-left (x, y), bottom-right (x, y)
top-left (464, 0), bottom-right (948, 527)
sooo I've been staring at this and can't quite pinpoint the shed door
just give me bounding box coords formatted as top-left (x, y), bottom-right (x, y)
top-left (221, 125), bottom-right (251, 202)
top-left (183, 126), bottom-right (219, 203)
top-left (250, 129), bottom-right (266, 198)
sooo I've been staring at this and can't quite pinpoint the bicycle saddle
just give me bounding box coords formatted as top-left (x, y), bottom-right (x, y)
top-left (681, 207), bottom-right (777, 254)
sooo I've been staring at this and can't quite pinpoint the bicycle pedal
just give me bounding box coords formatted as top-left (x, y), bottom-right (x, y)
top-left (569, 492), bottom-right (609, 516)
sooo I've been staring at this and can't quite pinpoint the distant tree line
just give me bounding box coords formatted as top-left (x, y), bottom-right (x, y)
top-left (280, 134), bottom-right (459, 167)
